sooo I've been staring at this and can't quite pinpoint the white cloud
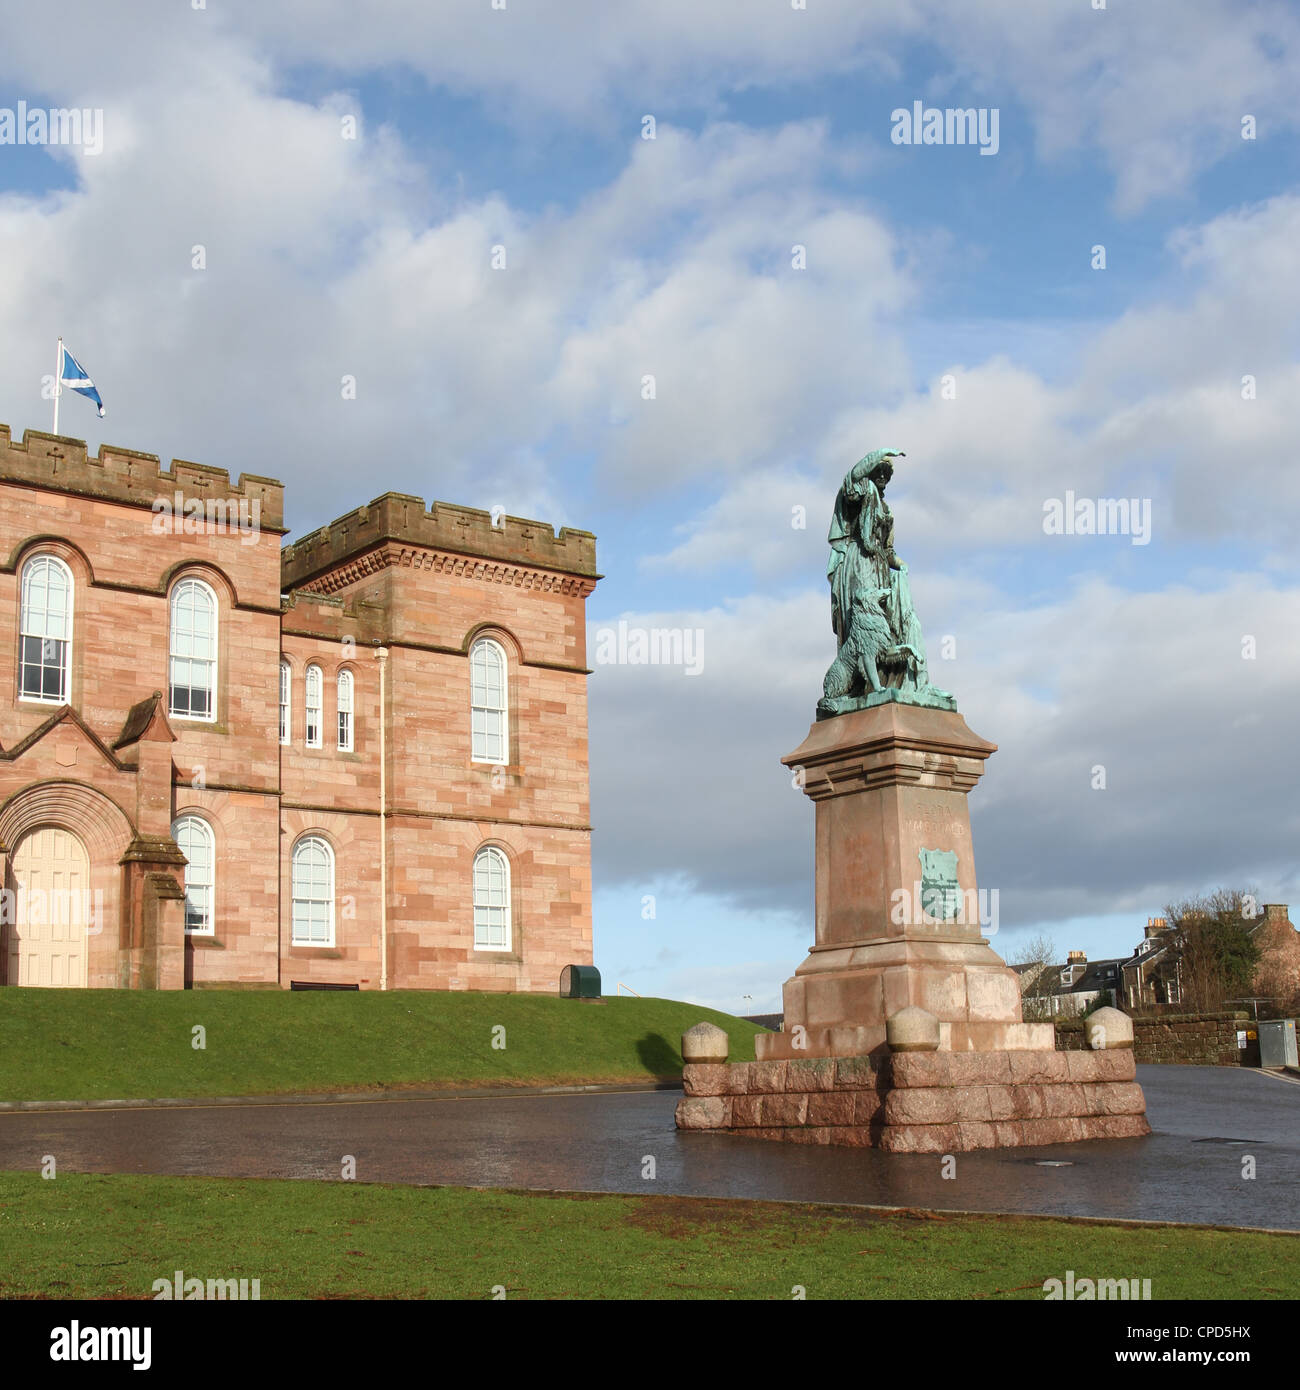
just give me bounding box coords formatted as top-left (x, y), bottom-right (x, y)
top-left (641, 465), bottom-right (828, 578)
top-left (0, 91), bottom-right (919, 535)
top-left (642, 191), bottom-right (1300, 577)
top-left (228, 1), bottom-right (1300, 207)
top-left (589, 572), bottom-right (1300, 931)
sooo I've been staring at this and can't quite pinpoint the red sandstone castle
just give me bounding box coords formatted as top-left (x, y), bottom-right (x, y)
top-left (0, 424), bottom-right (598, 991)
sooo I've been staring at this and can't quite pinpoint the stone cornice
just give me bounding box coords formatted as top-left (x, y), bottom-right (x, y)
top-left (783, 704), bottom-right (997, 801)
top-left (277, 622), bottom-right (592, 674)
top-left (295, 541), bottom-right (599, 599)
top-left (281, 492), bottom-right (599, 591)
top-left (280, 801), bottom-right (592, 833)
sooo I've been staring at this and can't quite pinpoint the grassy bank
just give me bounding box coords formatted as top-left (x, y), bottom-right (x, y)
top-left (0, 990), bottom-right (762, 1102)
top-left (0, 1171), bottom-right (1293, 1300)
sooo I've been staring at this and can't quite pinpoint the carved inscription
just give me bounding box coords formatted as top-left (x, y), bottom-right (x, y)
top-left (904, 797), bottom-right (965, 841)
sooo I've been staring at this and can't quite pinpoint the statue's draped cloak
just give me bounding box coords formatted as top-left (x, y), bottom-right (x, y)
top-left (826, 454), bottom-right (931, 691)
top-left (827, 465), bottom-right (891, 644)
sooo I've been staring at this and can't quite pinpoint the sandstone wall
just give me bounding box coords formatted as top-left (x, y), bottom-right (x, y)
top-left (0, 425), bottom-right (596, 992)
top-left (1055, 1011), bottom-right (1259, 1066)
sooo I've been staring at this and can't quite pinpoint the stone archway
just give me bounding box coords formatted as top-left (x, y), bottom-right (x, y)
top-left (0, 781), bottom-right (135, 988)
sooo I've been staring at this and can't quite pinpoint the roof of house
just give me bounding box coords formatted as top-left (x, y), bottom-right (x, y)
top-left (1125, 939), bottom-right (1170, 967)
top-left (1056, 957), bottom-right (1127, 995)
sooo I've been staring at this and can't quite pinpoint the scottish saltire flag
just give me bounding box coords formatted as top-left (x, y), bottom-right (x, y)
top-left (59, 343), bottom-right (105, 417)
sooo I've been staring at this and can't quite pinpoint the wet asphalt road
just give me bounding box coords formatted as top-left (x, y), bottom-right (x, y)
top-left (0, 1065), bottom-right (1296, 1230)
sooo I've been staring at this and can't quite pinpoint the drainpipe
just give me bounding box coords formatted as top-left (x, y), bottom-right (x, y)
top-left (375, 645), bottom-right (389, 991)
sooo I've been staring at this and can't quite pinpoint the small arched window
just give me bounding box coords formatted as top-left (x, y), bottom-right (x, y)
top-left (173, 815), bottom-right (215, 935)
top-left (169, 578), bottom-right (217, 720)
top-left (19, 554), bottom-right (74, 704)
top-left (291, 835), bottom-right (335, 946)
top-left (337, 669), bottom-right (354, 752)
top-left (304, 664), bottom-right (323, 748)
top-left (469, 638), bottom-right (507, 764)
top-left (279, 661), bottom-right (291, 746)
top-left (473, 845), bottom-right (511, 951)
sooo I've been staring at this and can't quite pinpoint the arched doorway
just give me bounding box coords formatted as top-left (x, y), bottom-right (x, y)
top-left (0, 781), bottom-right (135, 988)
top-left (5, 825), bottom-right (91, 987)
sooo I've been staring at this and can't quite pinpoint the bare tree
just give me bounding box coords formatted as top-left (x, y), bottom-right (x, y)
top-left (1008, 933), bottom-right (1058, 1021)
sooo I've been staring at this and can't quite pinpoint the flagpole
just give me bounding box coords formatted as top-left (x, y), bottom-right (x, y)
top-left (53, 336), bottom-right (62, 435)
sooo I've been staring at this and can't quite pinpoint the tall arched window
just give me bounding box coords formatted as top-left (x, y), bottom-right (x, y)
top-left (337, 669), bottom-right (354, 752)
top-left (169, 578), bottom-right (217, 720)
top-left (279, 661), bottom-right (291, 745)
top-left (473, 845), bottom-right (511, 951)
top-left (291, 835), bottom-right (335, 946)
top-left (304, 664), bottom-right (323, 748)
top-left (19, 554), bottom-right (73, 704)
top-left (173, 815), bottom-right (215, 935)
top-left (469, 638), bottom-right (507, 764)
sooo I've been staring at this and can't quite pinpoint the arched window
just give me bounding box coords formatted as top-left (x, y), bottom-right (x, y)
top-left (173, 815), bottom-right (215, 935)
top-left (304, 664), bottom-right (322, 748)
top-left (279, 661), bottom-right (291, 746)
top-left (169, 578), bottom-right (217, 720)
top-left (291, 835), bottom-right (334, 946)
top-left (469, 638), bottom-right (507, 764)
top-left (19, 555), bottom-right (74, 703)
top-left (337, 669), bottom-right (354, 752)
top-left (473, 845), bottom-right (511, 951)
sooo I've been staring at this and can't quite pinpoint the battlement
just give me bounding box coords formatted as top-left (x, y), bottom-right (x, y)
top-left (280, 492), bottom-right (598, 589)
top-left (0, 423), bottom-right (285, 531)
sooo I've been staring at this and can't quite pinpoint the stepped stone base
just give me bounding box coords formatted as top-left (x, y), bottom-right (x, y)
top-left (675, 1048), bottom-right (1150, 1152)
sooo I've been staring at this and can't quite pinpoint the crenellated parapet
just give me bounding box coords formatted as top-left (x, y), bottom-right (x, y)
top-left (280, 492), bottom-right (598, 593)
top-left (0, 424), bottom-right (285, 531)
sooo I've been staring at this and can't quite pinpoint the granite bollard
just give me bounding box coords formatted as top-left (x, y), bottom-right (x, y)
top-left (887, 1006), bottom-right (941, 1053)
top-left (681, 1022), bottom-right (729, 1063)
top-left (1085, 1007), bottom-right (1135, 1051)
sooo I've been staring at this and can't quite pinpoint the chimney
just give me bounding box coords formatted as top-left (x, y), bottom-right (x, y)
top-left (1067, 950), bottom-right (1086, 964)
top-left (1145, 916), bottom-right (1166, 938)
top-left (1263, 904), bottom-right (1289, 924)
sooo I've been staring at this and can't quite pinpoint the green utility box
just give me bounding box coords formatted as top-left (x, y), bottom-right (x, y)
top-left (559, 964), bottom-right (602, 999)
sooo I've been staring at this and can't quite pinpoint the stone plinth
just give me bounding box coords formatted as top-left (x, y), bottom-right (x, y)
top-left (672, 701), bottom-right (1150, 1152)
top-left (767, 703), bottom-right (1044, 1059)
top-left (675, 1049), bottom-right (1150, 1152)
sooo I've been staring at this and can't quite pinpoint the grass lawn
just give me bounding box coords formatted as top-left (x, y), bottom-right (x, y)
top-left (0, 1171), bottom-right (1294, 1300)
top-left (0, 990), bottom-right (762, 1102)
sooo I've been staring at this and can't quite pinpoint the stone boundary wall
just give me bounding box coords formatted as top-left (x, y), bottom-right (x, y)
top-left (1055, 1011), bottom-right (1257, 1066)
top-left (677, 1050), bottom-right (1148, 1153)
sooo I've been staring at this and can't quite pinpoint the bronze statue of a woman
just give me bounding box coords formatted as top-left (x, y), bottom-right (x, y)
top-left (819, 449), bottom-right (952, 718)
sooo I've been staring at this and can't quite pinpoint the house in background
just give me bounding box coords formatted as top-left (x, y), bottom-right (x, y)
top-left (0, 423), bottom-right (598, 991)
top-left (1014, 950), bottom-right (1125, 1019)
top-left (1248, 904), bottom-right (1300, 1007)
top-left (1121, 917), bottom-right (1180, 1008)
top-left (1017, 907), bottom-right (1300, 1018)
top-left (1121, 906), bottom-right (1299, 1011)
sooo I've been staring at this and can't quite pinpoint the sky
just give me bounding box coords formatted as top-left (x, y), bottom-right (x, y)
top-left (1, 0), bottom-right (1297, 1014)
